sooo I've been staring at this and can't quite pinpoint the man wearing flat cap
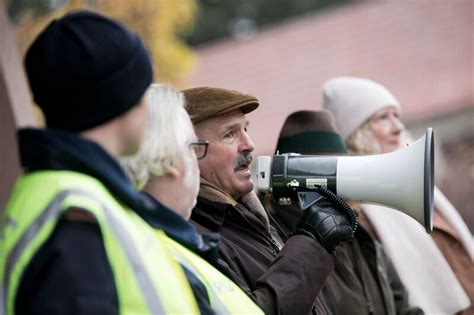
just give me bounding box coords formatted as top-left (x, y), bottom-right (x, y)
top-left (183, 87), bottom-right (355, 314)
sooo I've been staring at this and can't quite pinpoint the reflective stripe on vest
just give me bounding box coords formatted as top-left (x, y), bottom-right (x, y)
top-left (0, 171), bottom-right (199, 315)
top-left (162, 236), bottom-right (264, 315)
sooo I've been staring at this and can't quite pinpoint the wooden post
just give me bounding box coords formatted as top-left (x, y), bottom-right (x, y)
top-left (0, 0), bottom-right (37, 212)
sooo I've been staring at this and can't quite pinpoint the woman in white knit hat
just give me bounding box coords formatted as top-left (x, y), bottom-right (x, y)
top-left (322, 76), bottom-right (473, 315)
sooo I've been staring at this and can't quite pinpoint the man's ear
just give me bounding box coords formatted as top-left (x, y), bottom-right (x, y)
top-left (163, 159), bottom-right (180, 178)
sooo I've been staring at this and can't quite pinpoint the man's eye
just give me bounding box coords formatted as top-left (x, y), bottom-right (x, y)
top-left (224, 131), bottom-right (234, 138)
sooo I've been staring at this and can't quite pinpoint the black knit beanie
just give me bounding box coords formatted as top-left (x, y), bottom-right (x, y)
top-left (24, 10), bottom-right (153, 132)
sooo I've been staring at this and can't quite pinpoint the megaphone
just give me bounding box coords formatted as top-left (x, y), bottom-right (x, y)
top-left (257, 128), bottom-right (434, 233)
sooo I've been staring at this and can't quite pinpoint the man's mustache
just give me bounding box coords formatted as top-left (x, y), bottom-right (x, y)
top-left (234, 151), bottom-right (253, 170)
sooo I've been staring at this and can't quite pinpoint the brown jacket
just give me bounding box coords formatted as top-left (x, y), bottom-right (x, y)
top-left (190, 182), bottom-right (334, 315)
top-left (320, 224), bottom-right (423, 315)
top-left (270, 201), bottom-right (423, 315)
top-left (431, 210), bottom-right (474, 315)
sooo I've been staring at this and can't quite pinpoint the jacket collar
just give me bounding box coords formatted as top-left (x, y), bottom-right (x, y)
top-left (142, 193), bottom-right (220, 261)
top-left (199, 178), bottom-right (237, 205)
top-left (19, 128), bottom-right (142, 208)
top-left (195, 178), bottom-right (271, 233)
top-left (195, 179), bottom-right (234, 227)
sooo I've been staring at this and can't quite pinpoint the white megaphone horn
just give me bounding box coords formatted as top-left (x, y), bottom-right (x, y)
top-left (256, 128), bottom-right (434, 233)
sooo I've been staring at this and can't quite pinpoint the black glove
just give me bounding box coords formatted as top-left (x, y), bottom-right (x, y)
top-left (293, 198), bottom-right (355, 254)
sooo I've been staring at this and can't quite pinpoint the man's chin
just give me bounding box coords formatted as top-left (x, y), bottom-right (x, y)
top-left (232, 180), bottom-right (254, 198)
top-left (241, 181), bottom-right (254, 196)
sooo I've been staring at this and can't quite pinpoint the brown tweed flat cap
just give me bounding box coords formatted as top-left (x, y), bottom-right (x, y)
top-left (182, 87), bottom-right (259, 124)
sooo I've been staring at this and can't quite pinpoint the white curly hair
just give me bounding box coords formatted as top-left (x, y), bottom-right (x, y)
top-left (122, 83), bottom-right (196, 189)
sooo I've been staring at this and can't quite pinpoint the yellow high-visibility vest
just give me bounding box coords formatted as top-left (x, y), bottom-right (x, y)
top-left (0, 170), bottom-right (199, 315)
top-left (162, 236), bottom-right (264, 315)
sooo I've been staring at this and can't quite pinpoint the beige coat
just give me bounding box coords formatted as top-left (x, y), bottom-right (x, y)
top-left (362, 187), bottom-right (472, 314)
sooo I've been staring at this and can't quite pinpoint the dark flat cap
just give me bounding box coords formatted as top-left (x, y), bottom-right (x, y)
top-left (276, 110), bottom-right (347, 154)
top-left (183, 87), bottom-right (259, 124)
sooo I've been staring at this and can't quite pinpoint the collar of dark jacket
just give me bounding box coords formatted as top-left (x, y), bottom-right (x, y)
top-left (18, 128), bottom-right (220, 262)
top-left (19, 128), bottom-right (143, 209)
top-left (194, 197), bottom-right (228, 228)
top-left (197, 178), bottom-right (271, 233)
top-left (142, 193), bottom-right (221, 262)
top-left (199, 178), bottom-right (238, 205)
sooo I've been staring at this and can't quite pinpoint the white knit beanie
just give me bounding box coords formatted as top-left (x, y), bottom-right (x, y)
top-left (321, 77), bottom-right (401, 141)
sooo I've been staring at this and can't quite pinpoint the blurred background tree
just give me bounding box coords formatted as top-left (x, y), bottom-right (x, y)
top-left (7, 0), bottom-right (198, 87)
top-left (6, 0), bottom-right (351, 124)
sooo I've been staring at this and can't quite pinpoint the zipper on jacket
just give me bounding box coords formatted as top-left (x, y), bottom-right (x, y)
top-left (366, 302), bottom-right (374, 315)
top-left (269, 237), bottom-right (281, 255)
top-left (233, 202), bottom-right (282, 256)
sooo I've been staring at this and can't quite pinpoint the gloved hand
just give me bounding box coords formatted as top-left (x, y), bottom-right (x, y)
top-left (293, 198), bottom-right (355, 254)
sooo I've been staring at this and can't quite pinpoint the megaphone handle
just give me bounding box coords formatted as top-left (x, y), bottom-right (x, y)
top-left (315, 185), bottom-right (358, 234)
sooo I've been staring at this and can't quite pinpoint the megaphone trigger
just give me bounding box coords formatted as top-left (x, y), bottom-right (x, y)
top-left (297, 191), bottom-right (324, 210)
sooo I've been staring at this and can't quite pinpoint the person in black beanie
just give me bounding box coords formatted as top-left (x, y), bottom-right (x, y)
top-left (1, 10), bottom-right (205, 315)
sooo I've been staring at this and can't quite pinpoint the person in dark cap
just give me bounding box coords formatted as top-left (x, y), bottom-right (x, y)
top-left (1, 10), bottom-right (202, 314)
top-left (272, 109), bottom-right (423, 315)
top-left (183, 86), bottom-right (355, 315)
top-left (276, 109), bottom-right (347, 153)
top-left (271, 110), bottom-right (347, 233)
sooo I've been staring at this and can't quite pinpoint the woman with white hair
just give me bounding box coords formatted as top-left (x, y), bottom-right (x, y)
top-left (122, 84), bottom-right (264, 314)
top-left (322, 76), bottom-right (473, 315)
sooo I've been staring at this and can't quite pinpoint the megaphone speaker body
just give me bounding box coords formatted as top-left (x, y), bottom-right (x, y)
top-left (259, 129), bottom-right (434, 233)
top-left (338, 127), bottom-right (434, 232)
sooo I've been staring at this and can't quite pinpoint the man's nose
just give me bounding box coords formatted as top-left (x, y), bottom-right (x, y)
top-left (239, 131), bottom-right (255, 152)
